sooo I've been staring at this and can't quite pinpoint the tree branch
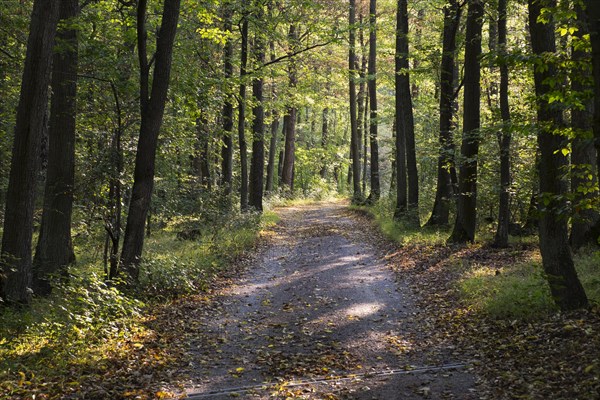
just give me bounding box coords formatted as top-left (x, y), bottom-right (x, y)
top-left (249, 40), bottom-right (333, 73)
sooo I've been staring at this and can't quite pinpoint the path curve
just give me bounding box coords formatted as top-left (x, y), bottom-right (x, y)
top-left (183, 202), bottom-right (477, 399)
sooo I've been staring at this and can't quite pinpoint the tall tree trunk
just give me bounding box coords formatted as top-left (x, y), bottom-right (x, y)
top-left (585, 1), bottom-right (600, 180)
top-left (266, 113), bottom-right (279, 192)
top-left (320, 107), bottom-right (329, 178)
top-left (367, 0), bottom-right (380, 202)
top-left (221, 2), bottom-right (234, 194)
top-left (571, 3), bottom-right (599, 249)
top-left (120, 0), bottom-right (181, 281)
top-left (281, 25), bottom-right (298, 190)
top-left (249, 13), bottom-right (265, 212)
top-left (363, 92), bottom-right (369, 194)
top-left (449, 0), bottom-right (484, 243)
top-left (528, 0), bottom-right (588, 310)
top-left (238, 14), bottom-right (249, 209)
top-left (426, 0), bottom-right (461, 226)
top-left (265, 39), bottom-right (279, 193)
top-left (194, 111), bottom-right (211, 189)
top-left (493, 0), bottom-right (512, 247)
top-left (32, 0), bottom-right (79, 295)
top-left (349, 0), bottom-right (363, 202)
top-left (357, 14), bottom-right (366, 191)
top-left (394, 0), bottom-right (416, 221)
top-left (0, 0), bottom-right (61, 304)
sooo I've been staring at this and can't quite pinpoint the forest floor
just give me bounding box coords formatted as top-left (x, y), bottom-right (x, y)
top-left (174, 201), bottom-right (478, 399)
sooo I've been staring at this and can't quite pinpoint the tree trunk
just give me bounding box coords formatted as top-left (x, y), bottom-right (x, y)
top-left (585, 0), bottom-right (600, 180)
top-left (570, 3), bottom-right (599, 249)
top-left (493, 0), bottom-right (512, 248)
top-left (238, 15), bottom-right (249, 210)
top-left (265, 39), bottom-right (279, 193)
top-left (357, 14), bottom-right (366, 191)
top-left (120, 0), bottom-right (181, 282)
top-left (528, 0), bottom-right (588, 310)
top-left (249, 15), bottom-right (266, 212)
top-left (367, 0), bottom-right (380, 202)
top-left (426, 0), bottom-right (461, 227)
top-left (266, 113), bottom-right (279, 192)
top-left (33, 0), bottom-right (79, 295)
top-left (394, 0), bottom-right (416, 221)
top-left (194, 111), bottom-right (211, 189)
top-left (281, 25), bottom-right (298, 191)
top-left (449, 0), bottom-right (484, 243)
top-left (320, 107), bottom-right (329, 178)
top-left (1, 0), bottom-right (61, 304)
top-left (349, 0), bottom-right (363, 202)
top-left (221, 2), bottom-right (234, 194)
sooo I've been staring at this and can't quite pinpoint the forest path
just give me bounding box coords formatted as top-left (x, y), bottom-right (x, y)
top-left (182, 201), bottom-right (477, 399)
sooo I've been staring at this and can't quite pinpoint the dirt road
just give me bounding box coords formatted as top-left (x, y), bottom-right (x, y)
top-left (183, 202), bottom-right (477, 399)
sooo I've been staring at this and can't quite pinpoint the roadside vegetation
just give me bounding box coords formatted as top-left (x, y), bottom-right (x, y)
top-left (0, 207), bottom-right (278, 399)
top-left (354, 199), bottom-right (600, 398)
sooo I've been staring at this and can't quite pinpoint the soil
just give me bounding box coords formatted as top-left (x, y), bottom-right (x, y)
top-left (181, 202), bottom-right (478, 399)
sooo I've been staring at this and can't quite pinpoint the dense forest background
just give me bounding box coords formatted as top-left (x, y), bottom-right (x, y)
top-left (2, 0), bottom-right (600, 397)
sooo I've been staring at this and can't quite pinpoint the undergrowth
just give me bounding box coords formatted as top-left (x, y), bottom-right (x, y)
top-left (354, 198), bottom-right (600, 320)
top-left (0, 207), bottom-right (277, 398)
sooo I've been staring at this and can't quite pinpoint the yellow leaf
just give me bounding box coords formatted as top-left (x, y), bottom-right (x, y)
top-left (235, 367), bottom-right (245, 373)
top-left (584, 364), bottom-right (596, 373)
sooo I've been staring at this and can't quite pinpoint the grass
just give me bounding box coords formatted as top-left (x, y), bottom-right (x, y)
top-left (0, 208), bottom-right (277, 398)
top-left (355, 199), bottom-right (600, 320)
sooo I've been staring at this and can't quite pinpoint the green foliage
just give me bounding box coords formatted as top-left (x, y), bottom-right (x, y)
top-left (137, 209), bottom-right (265, 298)
top-left (351, 198), bottom-right (449, 246)
top-left (459, 261), bottom-right (557, 320)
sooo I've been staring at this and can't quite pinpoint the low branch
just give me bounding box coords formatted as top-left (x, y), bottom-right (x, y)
top-left (249, 40), bottom-right (333, 73)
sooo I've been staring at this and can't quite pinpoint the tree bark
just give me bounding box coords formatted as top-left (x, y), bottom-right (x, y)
top-left (1, 0), bottom-right (61, 304)
top-left (367, 0), bottom-right (380, 202)
top-left (493, 0), bottom-right (512, 248)
top-left (266, 113), bottom-right (279, 192)
top-left (320, 107), bottom-right (329, 178)
top-left (33, 0), bottom-right (79, 295)
top-left (570, 3), bottom-right (599, 249)
top-left (357, 14), bottom-right (366, 191)
top-left (349, 0), bottom-right (363, 202)
top-left (120, 0), bottom-right (181, 282)
top-left (238, 14), bottom-right (249, 210)
top-left (585, 0), bottom-right (600, 180)
top-left (281, 24), bottom-right (298, 190)
top-left (394, 0), bottom-right (416, 221)
top-left (194, 111), bottom-right (211, 189)
top-left (426, 0), bottom-right (461, 227)
top-left (249, 12), bottom-right (266, 212)
top-left (265, 40), bottom-right (279, 193)
top-left (449, 0), bottom-right (484, 243)
top-left (528, 0), bottom-right (588, 310)
top-left (221, 2), bottom-right (234, 194)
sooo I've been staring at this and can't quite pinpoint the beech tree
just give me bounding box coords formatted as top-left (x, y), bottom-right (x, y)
top-left (281, 24), bottom-right (298, 191)
top-left (528, 0), bottom-right (588, 310)
top-left (249, 4), bottom-right (266, 211)
top-left (493, 0), bottom-right (512, 248)
top-left (394, 0), bottom-right (417, 221)
top-left (120, 0), bottom-right (181, 281)
top-left (32, 0), bottom-right (80, 294)
top-left (348, 0), bottom-right (362, 202)
top-left (367, 0), bottom-right (380, 202)
top-left (449, 0), bottom-right (484, 243)
top-left (425, 0), bottom-right (461, 227)
top-left (0, 0), bottom-right (61, 303)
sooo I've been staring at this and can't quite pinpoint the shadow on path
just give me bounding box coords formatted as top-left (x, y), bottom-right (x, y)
top-left (182, 202), bottom-right (477, 399)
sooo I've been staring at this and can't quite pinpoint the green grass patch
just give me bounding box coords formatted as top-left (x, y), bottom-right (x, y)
top-left (350, 197), bottom-right (450, 246)
top-left (459, 261), bottom-right (557, 319)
